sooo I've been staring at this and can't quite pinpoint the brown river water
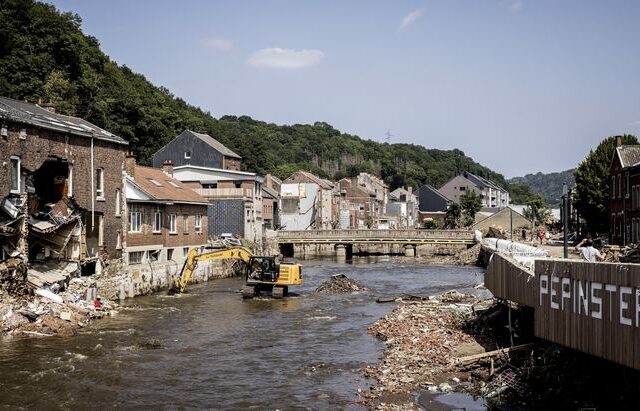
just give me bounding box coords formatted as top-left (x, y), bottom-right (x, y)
top-left (0, 258), bottom-right (487, 410)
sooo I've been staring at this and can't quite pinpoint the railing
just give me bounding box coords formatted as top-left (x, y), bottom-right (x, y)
top-left (277, 229), bottom-right (474, 241)
top-left (194, 188), bottom-right (255, 199)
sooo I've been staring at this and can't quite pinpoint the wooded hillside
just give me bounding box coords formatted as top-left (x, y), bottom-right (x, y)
top-left (0, 0), bottom-right (534, 200)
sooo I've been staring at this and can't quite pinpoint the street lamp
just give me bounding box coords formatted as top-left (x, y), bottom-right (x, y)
top-left (563, 182), bottom-right (568, 258)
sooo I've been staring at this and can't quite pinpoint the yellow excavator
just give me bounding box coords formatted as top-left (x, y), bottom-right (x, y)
top-left (168, 246), bottom-right (302, 298)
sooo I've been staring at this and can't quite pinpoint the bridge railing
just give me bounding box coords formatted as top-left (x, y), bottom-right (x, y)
top-left (276, 229), bottom-right (474, 240)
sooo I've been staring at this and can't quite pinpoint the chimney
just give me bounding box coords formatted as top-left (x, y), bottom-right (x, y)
top-left (125, 151), bottom-right (137, 177)
top-left (162, 159), bottom-right (173, 177)
top-left (616, 136), bottom-right (623, 147)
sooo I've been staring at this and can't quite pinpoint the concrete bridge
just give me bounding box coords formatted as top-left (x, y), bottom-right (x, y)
top-left (276, 229), bottom-right (475, 258)
top-left (483, 240), bottom-right (640, 370)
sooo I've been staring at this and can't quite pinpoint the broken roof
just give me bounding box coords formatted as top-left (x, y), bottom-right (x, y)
top-left (0, 96), bottom-right (128, 145)
top-left (183, 130), bottom-right (241, 159)
top-left (615, 145), bottom-right (640, 168)
top-left (262, 185), bottom-right (279, 199)
top-left (284, 170), bottom-right (334, 190)
top-left (128, 166), bottom-right (208, 204)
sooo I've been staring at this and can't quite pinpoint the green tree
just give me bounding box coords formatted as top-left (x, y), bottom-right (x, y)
top-left (574, 135), bottom-right (638, 234)
top-left (444, 203), bottom-right (462, 229)
top-left (523, 195), bottom-right (551, 223)
top-left (459, 191), bottom-right (482, 226)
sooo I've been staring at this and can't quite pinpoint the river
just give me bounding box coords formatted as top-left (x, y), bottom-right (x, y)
top-left (0, 259), bottom-right (486, 410)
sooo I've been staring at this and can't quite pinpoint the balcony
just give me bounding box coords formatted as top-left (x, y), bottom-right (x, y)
top-left (194, 188), bottom-right (255, 200)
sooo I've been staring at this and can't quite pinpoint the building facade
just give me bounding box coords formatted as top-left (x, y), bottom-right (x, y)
top-left (610, 141), bottom-right (640, 245)
top-left (280, 171), bottom-right (335, 230)
top-left (439, 172), bottom-right (510, 208)
top-left (152, 129), bottom-right (242, 171)
top-left (0, 96), bottom-right (127, 269)
top-left (170, 165), bottom-right (263, 244)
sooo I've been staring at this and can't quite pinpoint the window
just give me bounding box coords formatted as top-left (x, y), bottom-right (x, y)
top-left (194, 215), bottom-right (202, 233)
top-left (148, 249), bottom-right (160, 262)
top-left (459, 186), bottom-right (466, 191)
top-left (96, 168), bottom-right (104, 199)
top-left (183, 247), bottom-right (189, 257)
top-left (153, 209), bottom-right (162, 233)
top-left (129, 205), bottom-right (142, 233)
top-left (612, 176), bottom-right (616, 199)
top-left (183, 214), bottom-right (189, 234)
top-left (167, 248), bottom-right (174, 261)
top-left (168, 181), bottom-right (181, 188)
top-left (116, 231), bottom-right (122, 250)
top-left (626, 173), bottom-right (630, 197)
top-left (148, 178), bottom-right (163, 187)
top-left (115, 189), bottom-right (121, 216)
top-left (129, 251), bottom-right (144, 264)
top-left (68, 164), bottom-right (73, 197)
top-left (169, 213), bottom-right (177, 234)
top-left (235, 182), bottom-right (242, 189)
top-left (184, 151), bottom-right (191, 159)
top-left (618, 174), bottom-right (622, 199)
top-left (10, 156), bottom-right (20, 193)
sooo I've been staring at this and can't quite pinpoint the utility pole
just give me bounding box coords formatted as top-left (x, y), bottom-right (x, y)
top-left (563, 183), bottom-right (568, 258)
top-left (385, 129), bottom-right (392, 143)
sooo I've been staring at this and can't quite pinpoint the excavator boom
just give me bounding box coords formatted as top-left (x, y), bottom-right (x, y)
top-left (169, 246), bottom-right (253, 294)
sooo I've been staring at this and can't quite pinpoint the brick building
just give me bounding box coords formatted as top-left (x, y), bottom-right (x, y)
top-left (124, 158), bottom-right (209, 265)
top-left (0, 96), bottom-right (127, 267)
top-left (610, 139), bottom-right (640, 245)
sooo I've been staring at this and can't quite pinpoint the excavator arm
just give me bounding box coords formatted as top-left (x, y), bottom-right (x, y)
top-left (169, 246), bottom-right (254, 294)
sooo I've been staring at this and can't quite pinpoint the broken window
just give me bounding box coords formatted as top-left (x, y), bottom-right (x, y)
top-left (194, 215), bottom-right (202, 232)
top-left (68, 164), bottom-right (73, 197)
top-left (10, 156), bottom-right (20, 193)
top-left (129, 205), bottom-right (142, 233)
top-left (148, 249), bottom-right (160, 262)
top-left (183, 247), bottom-right (189, 257)
top-left (96, 168), bottom-right (104, 199)
top-left (169, 213), bottom-right (177, 234)
top-left (167, 248), bottom-right (174, 261)
top-left (153, 209), bottom-right (162, 233)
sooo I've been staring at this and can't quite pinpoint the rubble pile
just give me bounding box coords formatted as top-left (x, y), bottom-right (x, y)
top-left (449, 243), bottom-right (482, 266)
top-left (361, 292), bottom-right (497, 408)
top-left (485, 226), bottom-right (507, 240)
top-left (315, 274), bottom-right (368, 294)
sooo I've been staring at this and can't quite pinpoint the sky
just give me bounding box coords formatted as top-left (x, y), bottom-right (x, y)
top-left (47, 0), bottom-right (640, 178)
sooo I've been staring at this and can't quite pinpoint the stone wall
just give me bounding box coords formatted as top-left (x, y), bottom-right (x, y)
top-left (96, 258), bottom-right (238, 300)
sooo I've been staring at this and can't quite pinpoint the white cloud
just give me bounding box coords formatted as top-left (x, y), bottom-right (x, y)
top-left (509, 0), bottom-right (524, 11)
top-left (206, 36), bottom-right (233, 51)
top-left (247, 48), bottom-right (324, 69)
top-left (399, 9), bottom-right (423, 31)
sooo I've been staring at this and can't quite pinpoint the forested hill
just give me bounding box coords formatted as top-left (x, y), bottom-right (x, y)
top-left (508, 170), bottom-right (575, 206)
top-left (0, 0), bottom-right (532, 198)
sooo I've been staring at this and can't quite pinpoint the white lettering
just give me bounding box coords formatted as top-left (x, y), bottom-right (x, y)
top-left (605, 284), bottom-right (617, 321)
top-left (620, 286), bottom-right (632, 326)
top-left (591, 282), bottom-right (603, 319)
top-left (577, 280), bottom-right (589, 315)
top-left (550, 275), bottom-right (560, 309)
top-left (539, 274), bottom-right (549, 306)
top-left (561, 277), bottom-right (571, 310)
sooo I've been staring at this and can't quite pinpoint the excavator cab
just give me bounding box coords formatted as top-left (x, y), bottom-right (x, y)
top-left (246, 256), bottom-right (278, 282)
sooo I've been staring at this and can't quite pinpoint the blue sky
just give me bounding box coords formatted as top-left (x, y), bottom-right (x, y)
top-left (48, 0), bottom-right (640, 178)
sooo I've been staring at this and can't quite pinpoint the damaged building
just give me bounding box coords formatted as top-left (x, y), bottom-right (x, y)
top-left (0, 96), bottom-right (127, 290)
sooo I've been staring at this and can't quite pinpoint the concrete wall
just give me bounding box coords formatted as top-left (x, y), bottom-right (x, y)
top-left (96, 255), bottom-right (236, 300)
top-left (280, 183), bottom-right (319, 230)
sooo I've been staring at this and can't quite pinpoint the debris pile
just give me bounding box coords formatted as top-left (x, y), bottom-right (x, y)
top-left (315, 274), bottom-right (368, 294)
top-left (485, 226), bottom-right (507, 240)
top-left (361, 292), bottom-right (493, 408)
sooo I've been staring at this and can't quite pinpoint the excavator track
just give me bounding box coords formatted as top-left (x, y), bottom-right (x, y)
top-left (272, 286), bottom-right (284, 299)
top-left (241, 285), bottom-right (257, 299)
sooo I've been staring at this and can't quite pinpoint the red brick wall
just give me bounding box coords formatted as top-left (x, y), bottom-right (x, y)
top-left (126, 202), bottom-right (208, 247)
top-left (1, 121), bottom-right (126, 258)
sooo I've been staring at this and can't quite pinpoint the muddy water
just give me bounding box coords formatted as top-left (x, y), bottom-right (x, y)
top-left (0, 259), bottom-right (486, 410)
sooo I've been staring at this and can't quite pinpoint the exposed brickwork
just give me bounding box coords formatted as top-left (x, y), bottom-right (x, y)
top-left (0, 121), bottom-right (126, 258)
top-left (126, 203), bottom-right (209, 247)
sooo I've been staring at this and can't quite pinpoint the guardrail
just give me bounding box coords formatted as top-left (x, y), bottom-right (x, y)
top-left (276, 229), bottom-right (475, 243)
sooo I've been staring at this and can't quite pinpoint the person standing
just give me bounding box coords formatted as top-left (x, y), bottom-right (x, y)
top-left (574, 238), bottom-right (604, 262)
